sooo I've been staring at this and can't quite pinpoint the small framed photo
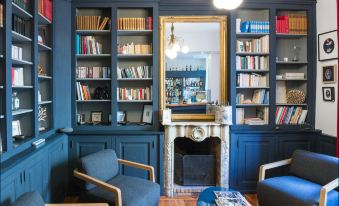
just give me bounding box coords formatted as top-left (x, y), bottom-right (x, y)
top-left (91, 111), bottom-right (103, 124)
top-left (318, 30), bottom-right (338, 61)
top-left (322, 87), bottom-right (335, 102)
top-left (12, 120), bottom-right (21, 136)
top-left (322, 64), bottom-right (337, 83)
top-left (117, 111), bottom-right (125, 123)
top-left (142, 105), bottom-right (153, 124)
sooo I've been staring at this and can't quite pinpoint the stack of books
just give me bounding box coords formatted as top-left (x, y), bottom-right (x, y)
top-left (214, 191), bottom-right (251, 206)
top-left (118, 17), bottom-right (152, 30)
top-left (118, 87), bottom-right (153, 101)
top-left (13, 0), bottom-right (29, 11)
top-left (283, 73), bottom-right (305, 80)
top-left (276, 14), bottom-right (307, 34)
top-left (237, 107), bottom-right (269, 125)
top-left (237, 35), bottom-right (269, 53)
top-left (236, 56), bottom-right (269, 70)
top-left (76, 82), bottom-right (91, 100)
top-left (237, 73), bottom-right (267, 87)
top-left (236, 18), bottom-right (270, 33)
top-left (12, 67), bottom-right (24, 86)
top-left (236, 89), bottom-right (269, 104)
top-left (117, 43), bottom-right (152, 55)
top-left (12, 45), bottom-right (23, 60)
top-left (244, 117), bottom-right (266, 125)
top-left (117, 66), bottom-right (152, 79)
top-left (38, 0), bottom-right (52, 21)
top-left (75, 35), bottom-right (103, 54)
top-left (76, 16), bottom-right (110, 30)
top-left (0, 3), bottom-right (3, 28)
top-left (12, 15), bottom-right (27, 36)
top-left (76, 66), bottom-right (111, 79)
top-left (276, 106), bottom-right (308, 125)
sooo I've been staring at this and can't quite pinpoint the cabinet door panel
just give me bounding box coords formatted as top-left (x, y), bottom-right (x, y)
top-left (24, 156), bottom-right (46, 196)
top-left (236, 134), bottom-right (275, 190)
top-left (0, 172), bottom-right (21, 206)
top-left (115, 136), bottom-right (156, 179)
top-left (278, 134), bottom-right (313, 159)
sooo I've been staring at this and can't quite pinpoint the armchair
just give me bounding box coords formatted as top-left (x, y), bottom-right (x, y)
top-left (257, 150), bottom-right (339, 206)
top-left (73, 149), bottom-right (160, 206)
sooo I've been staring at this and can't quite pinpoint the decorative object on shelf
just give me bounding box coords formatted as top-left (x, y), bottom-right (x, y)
top-left (117, 111), bottom-right (125, 123)
top-left (322, 87), bottom-right (335, 102)
top-left (215, 105), bottom-right (232, 125)
top-left (38, 27), bottom-right (47, 45)
top-left (38, 106), bottom-right (47, 131)
top-left (213, 0), bottom-right (243, 10)
top-left (283, 57), bottom-right (289, 62)
top-left (162, 109), bottom-right (172, 124)
top-left (91, 111), bottom-right (103, 124)
top-left (322, 64), bottom-right (337, 84)
top-left (142, 105), bottom-right (153, 124)
top-left (318, 30), bottom-right (338, 61)
top-left (93, 85), bottom-right (110, 100)
top-left (292, 43), bottom-right (300, 62)
top-left (38, 90), bottom-right (42, 103)
top-left (12, 120), bottom-right (22, 137)
top-left (286, 89), bottom-right (305, 104)
top-left (38, 64), bottom-right (47, 76)
top-left (165, 23), bottom-right (189, 59)
top-left (12, 92), bottom-right (20, 111)
top-left (77, 113), bottom-right (86, 125)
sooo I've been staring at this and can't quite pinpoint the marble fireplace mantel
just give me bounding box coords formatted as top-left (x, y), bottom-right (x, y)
top-left (163, 122), bottom-right (231, 197)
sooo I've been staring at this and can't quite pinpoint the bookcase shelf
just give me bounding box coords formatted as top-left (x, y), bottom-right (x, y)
top-left (236, 33), bottom-right (270, 38)
top-left (38, 13), bottom-right (52, 25)
top-left (39, 101), bottom-right (52, 105)
top-left (76, 30), bottom-right (111, 35)
top-left (12, 85), bottom-right (34, 89)
top-left (276, 103), bottom-right (308, 106)
top-left (276, 33), bottom-right (308, 38)
top-left (76, 78), bottom-right (111, 81)
top-left (12, 31), bottom-right (32, 42)
top-left (276, 61), bottom-right (308, 64)
top-left (117, 100), bottom-right (153, 103)
top-left (76, 54), bottom-right (111, 58)
top-left (117, 54), bottom-right (152, 58)
top-left (76, 100), bottom-right (111, 103)
top-left (38, 43), bottom-right (52, 51)
top-left (236, 104), bottom-right (270, 107)
top-left (12, 109), bottom-right (34, 116)
top-left (12, 2), bottom-right (32, 19)
top-left (117, 78), bottom-right (152, 81)
top-left (236, 52), bottom-right (270, 56)
top-left (38, 75), bottom-right (52, 80)
top-left (236, 69), bottom-right (270, 73)
top-left (12, 58), bottom-right (33, 65)
top-left (117, 30), bottom-right (152, 36)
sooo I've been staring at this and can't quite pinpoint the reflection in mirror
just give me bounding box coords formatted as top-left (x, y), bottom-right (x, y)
top-left (164, 22), bottom-right (221, 114)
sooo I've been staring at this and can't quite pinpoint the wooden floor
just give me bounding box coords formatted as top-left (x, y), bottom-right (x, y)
top-left (65, 194), bottom-right (258, 206)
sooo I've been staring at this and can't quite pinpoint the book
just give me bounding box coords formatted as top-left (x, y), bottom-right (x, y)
top-left (76, 16), bottom-right (110, 30)
top-left (117, 43), bottom-right (152, 55)
top-left (276, 13), bottom-right (307, 34)
top-left (76, 66), bottom-right (111, 79)
top-left (275, 106), bottom-right (307, 125)
top-left (214, 191), bottom-right (251, 206)
top-left (236, 108), bottom-right (245, 124)
top-left (118, 17), bottom-right (153, 30)
top-left (237, 73), bottom-right (267, 87)
top-left (237, 35), bottom-right (269, 53)
top-left (117, 66), bottom-right (152, 79)
top-left (239, 20), bottom-right (270, 33)
top-left (0, 3), bottom-right (3, 28)
top-left (118, 87), bottom-right (153, 101)
top-left (76, 36), bottom-right (103, 55)
top-left (236, 56), bottom-right (268, 70)
top-left (12, 67), bottom-right (24, 86)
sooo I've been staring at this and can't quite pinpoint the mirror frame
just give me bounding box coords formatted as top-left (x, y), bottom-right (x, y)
top-left (159, 16), bottom-right (228, 121)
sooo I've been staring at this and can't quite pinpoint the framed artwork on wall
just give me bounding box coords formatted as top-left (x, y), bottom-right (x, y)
top-left (142, 105), bottom-right (153, 124)
top-left (318, 30), bottom-right (338, 61)
top-left (322, 87), bottom-right (335, 102)
top-left (322, 64), bottom-right (337, 83)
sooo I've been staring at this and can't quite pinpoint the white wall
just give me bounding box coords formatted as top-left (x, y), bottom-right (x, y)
top-left (316, 0), bottom-right (338, 136)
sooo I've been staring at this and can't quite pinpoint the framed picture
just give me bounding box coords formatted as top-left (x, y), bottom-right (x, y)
top-left (12, 120), bottom-right (21, 136)
top-left (117, 111), bottom-right (125, 123)
top-left (318, 30), bottom-right (338, 61)
top-left (322, 64), bottom-right (337, 83)
top-left (91, 111), bottom-right (103, 124)
top-left (142, 105), bottom-right (153, 124)
top-left (322, 87), bottom-right (335, 102)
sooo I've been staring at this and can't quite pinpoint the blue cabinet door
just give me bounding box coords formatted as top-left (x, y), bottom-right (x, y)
top-left (233, 134), bottom-right (275, 191)
top-left (0, 172), bottom-right (22, 206)
top-left (24, 155), bottom-right (46, 197)
top-left (277, 134), bottom-right (314, 159)
top-left (115, 136), bottom-right (157, 180)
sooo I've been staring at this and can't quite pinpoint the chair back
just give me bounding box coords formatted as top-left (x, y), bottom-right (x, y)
top-left (12, 192), bottom-right (44, 206)
top-left (80, 149), bottom-right (120, 190)
top-left (290, 150), bottom-right (339, 185)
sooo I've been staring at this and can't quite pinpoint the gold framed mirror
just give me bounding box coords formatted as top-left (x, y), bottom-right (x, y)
top-left (159, 16), bottom-right (227, 121)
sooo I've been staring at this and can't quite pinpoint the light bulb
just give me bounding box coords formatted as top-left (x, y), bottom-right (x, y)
top-left (165, 49), bottom-right (177, 59)
top-left (181, 46), bottom-right (189, 54)
top-left (213, 0), bottom-right (243, 10)
top-left (172, 43), bottom-right (180, 52)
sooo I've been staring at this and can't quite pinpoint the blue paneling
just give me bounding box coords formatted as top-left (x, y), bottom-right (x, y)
top-left (315, 133), bottom-right (337, 157)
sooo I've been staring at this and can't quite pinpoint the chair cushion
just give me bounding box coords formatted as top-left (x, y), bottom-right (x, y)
top-left (290, 150), bottom-right (339, 185)
top-left (12, 192), bottom-right (44, 206)
top-left (257, 176), bottom-right (339, 206)
top-left (80, 149), bottom-right (119, 190)
top-left (79, 175), bottom-right (160, 206)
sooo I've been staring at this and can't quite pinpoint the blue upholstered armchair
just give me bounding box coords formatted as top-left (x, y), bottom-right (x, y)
top-left (73, 149), bottom-right (160, 206)
top-left (257, 150), bottom-right (339, 206)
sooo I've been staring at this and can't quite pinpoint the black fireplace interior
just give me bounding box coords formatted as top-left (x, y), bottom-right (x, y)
top-left (174, 137), bottom-right (220, 186)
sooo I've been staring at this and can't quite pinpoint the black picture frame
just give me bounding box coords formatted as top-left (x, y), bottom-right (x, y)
top-left (322, 87), bottom-right (335, 102)
top-left (91, 111), bottom-right (103, 124)
top-left (322, 64), bottom-right (337, 83)
top-left (318, 30), bottom-right (338, 61)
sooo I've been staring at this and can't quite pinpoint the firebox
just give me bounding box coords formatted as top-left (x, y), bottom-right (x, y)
top-left (174, 137), bottom-right (219, 186)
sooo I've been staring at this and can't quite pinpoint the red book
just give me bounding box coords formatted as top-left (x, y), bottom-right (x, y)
top-left (279, 107), bottom-right (288, 125)
top-left (148, 17), bottom-right (152, 30)
top-left (11, 67), bottom-right (15, 85)
top-left (43, 0), bottom-right (52, 21)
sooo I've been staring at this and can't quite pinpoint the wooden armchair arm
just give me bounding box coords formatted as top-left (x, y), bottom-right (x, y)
top-left (319, 178), bottom-right (339, 206)
top-left (117, 159), bottom-right (155, 182)
top-left (259, 158), bottom-right (292, 181)
top-left (73, 169), bottom-right (122, 206)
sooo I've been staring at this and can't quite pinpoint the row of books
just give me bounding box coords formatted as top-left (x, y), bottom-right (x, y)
top-left (118, 87), bottom-right (152, 101)
top-left (276, 14), bottom-right (307, 34)
top-left (0, 4), bottom-right (3, 28)
top-left (236, 107), bottom-right (269, 125)
top-left (237, 73), bottom-right (268, 87)
top-left (13, 0), bottom-right (29, 11)
top-left (12, 45), bottom-right (23, 60)
top-left (117, 43), bottom-right (152, 55)
top-left (236, 19), bottom-right (270, 33)
top-left (237, 35), bottom-right (269, 53)
top-left (117, 66), bottom-right (152, 79)
top-left (276, 72), bottom-right (305, 80)
top-left (75, 35), bottom-right (103, 55)
top-left (76, 66), bottom-right (111, 79)
top-left (275, 106), bottom-right (308, 125)
top-left (236, 89), bottom-right (269, 104)
top-left (76, 16), bottom-right (111, 30)
top-left (236, 56), bottom-right (269, 70)
top-left (38, 0), bottom-right (52, 21)
top-left (12, 67), bottom-right (24, 86)
top-left (118, 17), bottom-right (153, 31)
top-left (76, 82), bottom-right (91, 101)
top-left (12, 15), bottom-right (28, 36)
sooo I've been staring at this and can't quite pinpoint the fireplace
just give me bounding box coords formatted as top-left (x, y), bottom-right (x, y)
top-left (163, 122), bottom-right (230, 197)
top-left (174, 138), bottom-right (220, 186)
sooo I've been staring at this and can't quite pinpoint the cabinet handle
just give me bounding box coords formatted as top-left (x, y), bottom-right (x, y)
top-left (20, 173), bottom-right (22, 184)
top-left (23, 171), bottom-right (26, 182)
top-left (152, 142), bottom-right (154, 148)
top-left (70, 141), bottom-right (73, 149)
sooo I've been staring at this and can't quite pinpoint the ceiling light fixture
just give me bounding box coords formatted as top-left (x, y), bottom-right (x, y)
top-left (213, 0), bottom-right (243, 10)
top-left (165, 23), bottom-right (190, 59)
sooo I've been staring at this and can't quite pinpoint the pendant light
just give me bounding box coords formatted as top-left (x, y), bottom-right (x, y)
top-left (213, 0), bottom-right (243, 10)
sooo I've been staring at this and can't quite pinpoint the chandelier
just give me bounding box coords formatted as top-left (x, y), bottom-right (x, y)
top-left (165, 23), bottom-right (189, 59)
top-left (213, 0), bottom-right (243, 10)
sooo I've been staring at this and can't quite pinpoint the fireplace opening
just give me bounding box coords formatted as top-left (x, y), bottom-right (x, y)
top-left (174, 137), bottom-right (220, 186)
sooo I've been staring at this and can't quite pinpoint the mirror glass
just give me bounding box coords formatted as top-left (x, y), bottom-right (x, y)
top-left (164, 22), bottom-right (221, 114)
